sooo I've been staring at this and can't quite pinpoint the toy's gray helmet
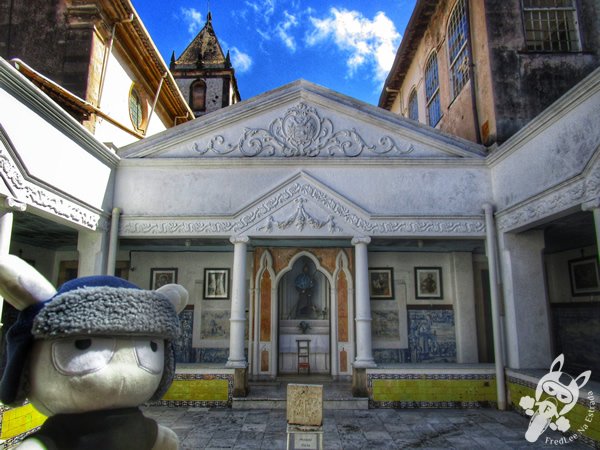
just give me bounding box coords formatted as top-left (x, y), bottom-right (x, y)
top-left (1, 276), bottom-right (183, 405)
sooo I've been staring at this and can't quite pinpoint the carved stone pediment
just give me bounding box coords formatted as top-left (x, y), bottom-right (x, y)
top-left (120, 172), bottom-right (486, 238)
top-left (120, 81), bottom-right (486, 159)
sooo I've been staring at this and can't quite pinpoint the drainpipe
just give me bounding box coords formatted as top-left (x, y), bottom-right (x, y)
top-left (106, 207), bottom-right (121, 276)
top-left (144, 72), bottom-right (168, 136)
top-left (465, 0), bottom-right (482, 144)
top-left (483, 203), bottom-right (507, 410)
top-left (97, 14), bottom-right (134, 108)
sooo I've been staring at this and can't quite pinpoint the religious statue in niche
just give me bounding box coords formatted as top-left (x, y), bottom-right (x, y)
top-left (294, 264), bottom-right (317, 319)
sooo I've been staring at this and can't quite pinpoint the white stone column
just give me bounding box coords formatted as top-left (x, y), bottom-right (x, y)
top-left (0, 198), bottom-right (26, 325)
top-left (452, 252), bottom-right (478, 363)
top-left (583, 198), bottom-right (600, 259)
top-left (352, 236), bottom-right (376, 368)
top-left (106, 207), bottom-right (121, 276)
top-left (227, 235), bottom-right (249, 368)
top-left (77, 229), bottom-right (108, 276)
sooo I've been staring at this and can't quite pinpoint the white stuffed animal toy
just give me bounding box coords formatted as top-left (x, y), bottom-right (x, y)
top-left (0, 255), bottom-right (188, 450)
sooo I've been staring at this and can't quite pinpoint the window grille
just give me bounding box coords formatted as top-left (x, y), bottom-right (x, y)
top-left (408, 89), bottom-right (419, 121)
top-left (128, 86), bottom-right (144, 131)
top-left (522, 0), bottom-right (580, 52)
top-left (447, 0), bottom-right (470, 99)
top-left (425, 53), bottom-right (442, 127)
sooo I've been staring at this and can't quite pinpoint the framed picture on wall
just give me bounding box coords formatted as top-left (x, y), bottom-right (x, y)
top-left (368, 268), bottom-right (394, 299)
top-left (204, 268), bottom-right (230, 299)
top-left (415, 267), bottom-right (443, 299)
top-left (151, 268), bottom-right (178, 289)
top-left (568, 257), bottom-right (600, 296)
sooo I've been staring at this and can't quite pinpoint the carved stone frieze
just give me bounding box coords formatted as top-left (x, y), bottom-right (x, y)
top-left (496, 164), bottom-right (600, 231)
top-left (194, 102), bottom-right (414, 157)
top-left (0, 139), bottom-right (102, 230)
top-left (120, 180), bottom-right (485, 237)
top-left (257, 197), bottom-right (341, 233)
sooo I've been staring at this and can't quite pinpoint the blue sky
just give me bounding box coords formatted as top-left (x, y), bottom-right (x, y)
top-left (132, 0), bottom-right (417, 105)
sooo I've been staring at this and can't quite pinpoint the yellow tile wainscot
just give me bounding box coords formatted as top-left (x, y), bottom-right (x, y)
top-left (1, 403), bottom-right (46, 440)
top-left (162, 379), bottom-right (229, 402)
top-left (372, 379), bottom-right (497, 403)
top-left (508, 381), bottom-right (600, 442)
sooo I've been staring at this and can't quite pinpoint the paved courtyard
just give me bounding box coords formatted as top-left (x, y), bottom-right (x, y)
top-left (143, 406), bottom-right (594, 449)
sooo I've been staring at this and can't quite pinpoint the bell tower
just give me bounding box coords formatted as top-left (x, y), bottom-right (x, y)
top-left (170, 12), bottom-right (241, 117)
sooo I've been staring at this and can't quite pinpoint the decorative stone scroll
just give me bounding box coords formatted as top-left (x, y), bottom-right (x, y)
top-left (257, 197), bottom-right (341, 233)
top-left (194, 102), bottom-right (414, 157)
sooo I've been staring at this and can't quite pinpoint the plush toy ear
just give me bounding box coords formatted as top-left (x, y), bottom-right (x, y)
top-left (0, 255), bottom-right (56, 310)
top-left (549, 354), bottom-right (564, 373)
top-left (156, 284), bottom-right (188, 314)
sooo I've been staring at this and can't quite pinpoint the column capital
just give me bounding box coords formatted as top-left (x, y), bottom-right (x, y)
top-left (351, 236), bottom-right (371, 246)
top-left (582, 198), bottom-right (600, 211)
top-left (2, 197), bottom-right (26, 212)
top-left (230, 235), bottom-right (250, 245)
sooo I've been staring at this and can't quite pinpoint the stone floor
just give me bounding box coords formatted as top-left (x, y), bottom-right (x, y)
top-left (143, 406), bottom-right (595, 449)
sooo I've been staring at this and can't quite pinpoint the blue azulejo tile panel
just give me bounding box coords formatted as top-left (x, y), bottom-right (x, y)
top-left (407, 307), bottom-right (456, 363)
top-left (197, 348), bottom-right (229, 363)
top-left (552, 302), bottom-right (600, 379)
top-left (373, 348), bottom-right (409, 364)
top-left (175, 308), bottom-right (196, 363)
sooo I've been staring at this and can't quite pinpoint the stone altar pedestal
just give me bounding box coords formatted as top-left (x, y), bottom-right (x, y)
top-left (286, 384), bottom-right (324, 450)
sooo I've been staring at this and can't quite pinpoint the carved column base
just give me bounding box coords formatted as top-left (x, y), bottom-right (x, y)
top-left (351, 367), bottom-right (369, 398)
top-left (232, 367), bottom-right (248, 397)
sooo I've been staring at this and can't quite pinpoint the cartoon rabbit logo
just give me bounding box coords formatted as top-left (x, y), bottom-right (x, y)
top-left (519, 354), bottom-right (591, 443)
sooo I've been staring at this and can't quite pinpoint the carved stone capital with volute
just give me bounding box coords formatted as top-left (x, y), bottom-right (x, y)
top-left (230, 235), bottom-right (250, 245)
top-left (351, 236), bottom-right (371, 246)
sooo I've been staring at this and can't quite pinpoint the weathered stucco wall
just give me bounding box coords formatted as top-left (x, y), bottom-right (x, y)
top-left (485, 0), bottom-right (600, 143)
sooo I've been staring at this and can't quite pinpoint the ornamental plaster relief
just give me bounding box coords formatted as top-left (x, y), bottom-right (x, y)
top-left (0, 136), bottom-right (103, 230)
top-left (194, 102), bottom-right (414, 158)
top-left (120, 175), bottom-right (485, 237)
top-left (496, 158), bottom-right (600, 231)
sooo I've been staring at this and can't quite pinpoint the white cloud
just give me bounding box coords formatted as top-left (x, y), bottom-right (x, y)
top-left (276, 11), bottom-right (299, 52)
top-left (245, 0), bottom-right (276, 22)
top-left (306, 8), bottom-right (400, 83)
top-left (230, 47), bottom-right (253, 73)
top-left (180, 7), bottom-right (203, 35)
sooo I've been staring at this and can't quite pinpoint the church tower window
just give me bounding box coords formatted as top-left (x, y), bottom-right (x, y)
top-left (191, 80), bottom-right (207, 112)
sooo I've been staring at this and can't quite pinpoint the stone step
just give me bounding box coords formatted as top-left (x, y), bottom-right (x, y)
top-left (232, 396), bottom-right (369, 410)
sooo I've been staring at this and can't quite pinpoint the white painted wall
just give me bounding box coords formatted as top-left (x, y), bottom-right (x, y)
top-left (0, 88), bottom-right (113, 211)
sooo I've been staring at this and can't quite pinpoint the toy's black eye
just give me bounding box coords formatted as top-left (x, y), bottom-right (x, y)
top-left (52, 337), bottom-right (116, 376)
top-left (134, 339), bottom-right (164, 374)
top-left (75, 339), bottom-right (92, 350)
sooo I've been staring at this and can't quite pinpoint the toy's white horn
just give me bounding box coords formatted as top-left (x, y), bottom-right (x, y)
top-left (156, 283), bottom-right (188, 314)
top-left (0, 255), bottom-right (57, 310)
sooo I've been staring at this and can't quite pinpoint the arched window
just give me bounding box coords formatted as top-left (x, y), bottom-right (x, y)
top-left (190, 80), bottom-right (206, 111)
top-left (425, 52), bottom-right (441, 127)
top-left (408, 88), bottom-right (419, 121)
top-left (128, 84), bottom-right (146, 131)
top-left (447, 0), bottom-right (471, 99)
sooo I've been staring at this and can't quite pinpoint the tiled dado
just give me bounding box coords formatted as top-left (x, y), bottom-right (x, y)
top-left (154, 373), bottom-right (234, 407)
top-left (0, 402), bottom-right (46, 444)
top-left (507, 371), bottom-right (600, 447)
top-left (368, 369), bottom-right (497, 408)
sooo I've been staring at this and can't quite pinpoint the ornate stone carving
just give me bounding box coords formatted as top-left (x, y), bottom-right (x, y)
top-left (0, 137), bottom-right (102, 230)
top-left (497, 164), bottom-right (600, 231)
top-left (121, 180), bottom-right (485, 237)
top-left (194, 103), bottom-right (414, 157)
top-left (258, 198), bottom-right (341, 233)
